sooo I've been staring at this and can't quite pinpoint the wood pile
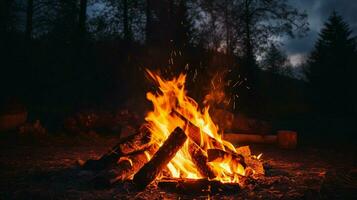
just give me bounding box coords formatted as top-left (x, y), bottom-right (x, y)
top-left (81, 113), bottom-right (264, 192)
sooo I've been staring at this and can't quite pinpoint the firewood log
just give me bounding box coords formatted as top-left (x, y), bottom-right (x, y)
top-left (245, 157), bottom-right (265, 175)
top-left (91, 144), bottom-right (158, 188)
top-left (115, 125), bottom-right (152, 155)
top-left (172, 110), bottom-right (234, 153)
top-left (236, 145), bottom-right (251, 157)
top-left (188, 141), bottom-right (217, 179)
top-left (133, 127), bottom-right (187, 190)
top-left (82, 125), bottom-right (151, 171)
top-left (235, 146), bottom-right (264, 175)
top-left (207, 148), bottom-right (246, 168)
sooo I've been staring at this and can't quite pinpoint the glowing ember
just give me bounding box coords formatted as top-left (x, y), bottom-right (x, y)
top-left (144, 70), bottom-right (262, 183)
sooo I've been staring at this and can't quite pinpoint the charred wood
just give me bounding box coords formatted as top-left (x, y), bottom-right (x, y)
top-left (133, 127), bottom-right (187, 190)
top-left (173, 110), bottom-right (235, 153)
top-left (91, 144), bottom-right (158, 188)
top-left (188, 141), bottom-right (216, 179)
top-left (82, 125), bottom-right (151, 171)
top-left (207, 148), bottom-right (247, 168)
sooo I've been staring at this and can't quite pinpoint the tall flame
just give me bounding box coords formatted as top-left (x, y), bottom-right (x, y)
top-left (145, 70), bottom-right (247, 183)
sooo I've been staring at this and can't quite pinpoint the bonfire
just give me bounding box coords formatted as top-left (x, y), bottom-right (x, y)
top-left (82, 70), bottom-right (264, 193)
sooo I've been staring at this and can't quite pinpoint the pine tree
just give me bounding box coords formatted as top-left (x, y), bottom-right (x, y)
top-left (306, 12), bottom-right (357, 115)
top-left (262, 44), bottom-right (288, 74)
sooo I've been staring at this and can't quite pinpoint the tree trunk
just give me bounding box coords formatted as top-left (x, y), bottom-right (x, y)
top-left (224, 0), bottom-right (230, 55)
top-left (78, 0), bottom-right (87, 37)
top-left (243, 0), bottom-right (255, 69)
top-left (26, 0), bottom-right (34, 40)
top-left (122, 0), bottom-right (131, 41)
top-left (145, 0), bottom-right (152, 44)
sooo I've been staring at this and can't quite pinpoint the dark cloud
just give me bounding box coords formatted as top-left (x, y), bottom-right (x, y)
top-left (284, 0), bottom-right (357, 57)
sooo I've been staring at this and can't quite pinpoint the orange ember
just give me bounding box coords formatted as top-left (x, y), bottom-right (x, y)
top-left (144, 70), bottom-right (261, 183)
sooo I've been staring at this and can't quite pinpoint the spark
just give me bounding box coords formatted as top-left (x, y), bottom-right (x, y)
top-left (211, 79), bottom-right (216, 90)
top-left (233, 96), bottom-right (236, 110)
top-left (232, 81), bottom-right (240, 88)
top-left (193, 69), bottom-right (198, 82)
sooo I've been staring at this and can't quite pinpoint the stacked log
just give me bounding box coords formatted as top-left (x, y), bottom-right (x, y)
top-left (82, 125), bottom-right (151, 171)
top-left (81, 111), bottom-right (264, 191)
top-left (173, 109), bottom-right (234, 153)
top-left (188, 141), bottom-right (217, 179)
top-left (207, 148), bottom-right (247, 168)
top-left (91, 144), bottom-right (158, 188)
top-left (133, 127), bottom-right (187, 190)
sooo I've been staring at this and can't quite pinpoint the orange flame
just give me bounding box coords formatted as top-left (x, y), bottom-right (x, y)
top-left (144, 70), bottom-right (252, 183)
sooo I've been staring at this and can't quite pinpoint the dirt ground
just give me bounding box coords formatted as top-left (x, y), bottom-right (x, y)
top-left (0, 135), bottom-right (356, 200)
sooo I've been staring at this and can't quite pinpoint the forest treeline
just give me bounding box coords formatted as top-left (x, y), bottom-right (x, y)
top-left (1, 0), bottom-right (356, 123)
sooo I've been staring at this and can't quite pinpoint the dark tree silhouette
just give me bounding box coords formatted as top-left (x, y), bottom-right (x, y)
top-left (145, 0), bottom-right (153, 44)
top-left (174, 0), bottom-right (193, 50)
top-left (0, 0), bottom-right (17, 35)
top-left (26, 0), bottom-right (34, 39)
top-left (305, 12), bottom-right (357, 115)
top-left (262, 44), bottom-right (288, 74)
top-left (199, 0), bottom-right (308, 115)
top-left (122, 0), bottom-right (132, 41)
top-left (200, 0), bottom-right (308, 56)
top-left (238, 0), bottom-right (308, 85)
top-left (78, 0), bottom-right (88, 38)
top-left (199, 0), bottom-right (238, 55)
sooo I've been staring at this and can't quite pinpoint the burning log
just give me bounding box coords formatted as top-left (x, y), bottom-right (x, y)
top-left (207, 149), bottom-right (247, 168)
top-left (188, 141), bottom-right (217, 179)
top-left (115, 125), bottom-right (152, 155)
top-left (82, 125), bottom-right (151, 171)
top-left (236, 145), bottom-right (251, 157)
top-left (235, 146), bottom-right (264, 175)
top-left (245, 157), bottom-right (265, 175)
top-left (173, 110), bottom-right (234, 153)
top-left (133, 127), bottom-right (187, 190)
top-left (158, 178), bottom-right (240, 194)
top-left (91, 144), bottom-right (158, 188)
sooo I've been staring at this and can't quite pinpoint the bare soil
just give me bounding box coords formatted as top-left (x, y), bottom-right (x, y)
top-left (0, 136), bottom-right (356, 200)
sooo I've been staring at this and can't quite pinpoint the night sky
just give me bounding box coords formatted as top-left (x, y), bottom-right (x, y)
top-left (285, 0), bottom-right (357, 65)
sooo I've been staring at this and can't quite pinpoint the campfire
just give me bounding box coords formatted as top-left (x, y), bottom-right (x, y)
top-left (83, 70), bottom-right (264, 193)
